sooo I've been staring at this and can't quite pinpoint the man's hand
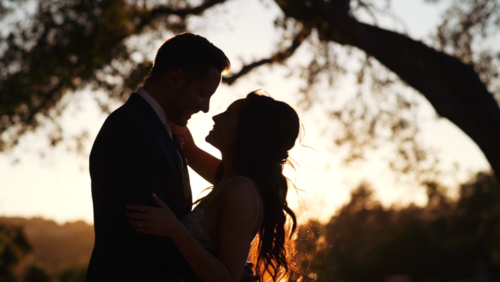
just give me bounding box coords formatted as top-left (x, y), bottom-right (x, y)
top-left (127, 193), bottom-right (182, 237)
top-left (170, 122), bottom-right (195, 149)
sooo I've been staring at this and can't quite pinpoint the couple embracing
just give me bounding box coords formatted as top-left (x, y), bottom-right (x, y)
top-left (86, 33), bottom-right (300, 282)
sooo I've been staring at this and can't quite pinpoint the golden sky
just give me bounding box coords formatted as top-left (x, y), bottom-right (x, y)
top-left (0, 0), bottom-right (491, 224)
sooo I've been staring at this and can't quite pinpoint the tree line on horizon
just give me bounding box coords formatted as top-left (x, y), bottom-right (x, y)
top-left (295, 171), bottom-right (500, 281)
top-left (0, 217), bottom-right (91, 282)
top-left (1, 171), bottom-right (500, 282)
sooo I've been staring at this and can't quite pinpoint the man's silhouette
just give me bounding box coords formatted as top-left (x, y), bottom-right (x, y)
top-left (87, 33), bottom-right (230, 281)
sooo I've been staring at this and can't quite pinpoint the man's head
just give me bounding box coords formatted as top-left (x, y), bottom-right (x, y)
top-left (145, 33), bottom-right (230, 126)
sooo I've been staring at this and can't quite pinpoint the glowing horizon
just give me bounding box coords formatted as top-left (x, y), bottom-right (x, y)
top-left (0, 0), bottom-right (491, 225)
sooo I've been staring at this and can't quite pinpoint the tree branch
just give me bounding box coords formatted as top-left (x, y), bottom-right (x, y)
top-left (222, 27), bottom-right (310, 85)
top-left (310, 0), bottom-right (500, 175)
top-left (0, 0), bottom-right (229, 153)
top-left (149, 0), bottom-right (228, 18)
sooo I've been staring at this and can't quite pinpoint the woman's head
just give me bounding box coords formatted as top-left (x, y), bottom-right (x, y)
top-left (234, 92), bottom-right (299, 171)
top-left (206, 91), bottom-right (300, 165)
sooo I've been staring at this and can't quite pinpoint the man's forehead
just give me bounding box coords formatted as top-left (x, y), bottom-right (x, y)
top-left (195, 67), bottom-right (220, 80)
top-left (197, 69), bottom-right (221, 91)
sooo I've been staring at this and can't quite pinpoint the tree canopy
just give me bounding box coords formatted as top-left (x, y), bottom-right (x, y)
top-left (1, 0), bottom-right (499, 180)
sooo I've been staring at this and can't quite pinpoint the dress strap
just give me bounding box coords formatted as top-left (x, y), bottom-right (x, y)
top-left (200, 178), bottom-right (230, 208)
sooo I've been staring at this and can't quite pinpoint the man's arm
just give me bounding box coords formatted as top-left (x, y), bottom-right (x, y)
top-left (90, 114), bottom-right (177, 252)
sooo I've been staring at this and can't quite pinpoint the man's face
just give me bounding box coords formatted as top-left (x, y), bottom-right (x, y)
top-left (166, 68), bottom-right (222, 126)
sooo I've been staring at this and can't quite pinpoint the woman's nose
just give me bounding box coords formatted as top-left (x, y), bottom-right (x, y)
top-left (212, 112), bottom-right (223, 122)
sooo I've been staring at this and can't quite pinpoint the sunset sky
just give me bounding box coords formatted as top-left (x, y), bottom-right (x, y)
top-left (0, 0), bottom-right (491, 224)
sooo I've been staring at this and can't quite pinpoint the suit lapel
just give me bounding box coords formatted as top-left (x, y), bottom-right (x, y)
top-left (127, 93), bottom-right (193, 212)
top-left (172, 132), bottom-right (192, 211)
top-left (127, 93), bottom-right (184, 179)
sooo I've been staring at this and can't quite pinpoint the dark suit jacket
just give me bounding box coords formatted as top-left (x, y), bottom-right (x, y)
top-left (86, 93), bottom-right (193, 281)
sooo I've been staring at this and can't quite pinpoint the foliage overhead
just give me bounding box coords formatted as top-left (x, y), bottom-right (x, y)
top-left (1, 0), bottom-right (500, 181)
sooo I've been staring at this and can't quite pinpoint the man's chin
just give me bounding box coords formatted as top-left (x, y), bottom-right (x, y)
top-left (178, 120), bottom-right (188, 127)
top-left (170, 118), bottom-right (188, 127)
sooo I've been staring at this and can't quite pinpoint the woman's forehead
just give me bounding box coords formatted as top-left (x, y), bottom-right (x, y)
top-left (228, 99), bottom-right (244, 110)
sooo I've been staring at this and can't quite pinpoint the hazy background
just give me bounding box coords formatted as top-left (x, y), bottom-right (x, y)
top-left (0, 0), bottom-right (491, 225)
top-left (3, 0), bottom-right (500, 281)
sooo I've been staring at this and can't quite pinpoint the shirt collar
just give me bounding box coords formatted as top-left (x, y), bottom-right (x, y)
top-left (136, 87), bottom-right (168, 125)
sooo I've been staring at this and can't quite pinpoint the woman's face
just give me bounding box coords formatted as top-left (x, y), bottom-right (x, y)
top-left (205, 99), bottom-right (244, 153)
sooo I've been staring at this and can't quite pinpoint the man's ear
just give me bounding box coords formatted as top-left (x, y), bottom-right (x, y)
top-left (163, 68), bottom-right (185, 90)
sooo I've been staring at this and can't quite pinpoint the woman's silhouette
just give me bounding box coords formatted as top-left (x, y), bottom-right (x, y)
top-left (127, 91), bottom-right (300, 281)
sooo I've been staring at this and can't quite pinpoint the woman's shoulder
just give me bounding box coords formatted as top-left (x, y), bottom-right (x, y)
top-left (216, 176), bottom-right (263, 232)
top-left (223, 175), bottom-right (258, 193)
top-left (219, 176), bottom-right (261, 209)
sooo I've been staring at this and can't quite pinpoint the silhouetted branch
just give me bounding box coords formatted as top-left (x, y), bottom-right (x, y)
top-left (223, 27), bottom-right (310, 85)
top-left (150, 0), bottom-right (228, 18)
top-left (308, 0), bottom-right (500, 176)
top-left (0, 0), bottom-right (229, 153)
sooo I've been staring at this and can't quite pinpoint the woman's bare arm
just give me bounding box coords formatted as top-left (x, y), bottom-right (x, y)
top-left (171, 123), bottom-right (221, 184)
top-left (213, 178), bottom-right (261, 281)
top-left (184, 146), bottom-right (221, 185)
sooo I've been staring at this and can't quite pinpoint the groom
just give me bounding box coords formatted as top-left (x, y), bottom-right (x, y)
top-left (87, 33), bottom-right (230, 281)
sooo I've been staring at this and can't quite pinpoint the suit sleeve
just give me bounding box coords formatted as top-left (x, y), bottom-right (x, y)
top-left (89, 112), bottom-right (184, 279)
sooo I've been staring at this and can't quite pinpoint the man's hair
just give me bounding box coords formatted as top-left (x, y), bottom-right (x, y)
top-left (149, 33), bottom-right (230, 82)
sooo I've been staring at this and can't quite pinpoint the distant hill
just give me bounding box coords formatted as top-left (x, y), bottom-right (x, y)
top-left (0, 217), bottom-right (94, 271)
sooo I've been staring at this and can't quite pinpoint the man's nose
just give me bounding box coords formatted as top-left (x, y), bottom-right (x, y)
top-left (201, 98), bottom-right (210, 113)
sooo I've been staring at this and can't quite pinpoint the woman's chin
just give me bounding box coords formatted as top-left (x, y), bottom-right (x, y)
top-left (206, 137), bottom-right (221, 151)
top-left (205, 134), bottom-right (215, 146)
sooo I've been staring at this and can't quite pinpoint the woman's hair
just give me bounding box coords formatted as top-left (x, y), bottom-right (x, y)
top-left (215, 91), bottom-right (300, 281)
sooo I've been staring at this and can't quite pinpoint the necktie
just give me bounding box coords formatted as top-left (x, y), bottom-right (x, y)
top-left (172, 132), bottom-right (186, 168)
top-left (172, 130), bottom-right (192, 212)
top-left (164, 121), bottom-right (184, 167)
top-left (164, 120), bottom-right (173, 139)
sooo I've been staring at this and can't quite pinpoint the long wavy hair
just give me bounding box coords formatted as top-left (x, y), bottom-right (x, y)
top-left (215, 91), bottom-right (300, 281)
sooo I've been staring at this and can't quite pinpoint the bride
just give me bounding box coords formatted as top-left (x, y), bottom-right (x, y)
top-left (126, 91), bottom-right (300, 281)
